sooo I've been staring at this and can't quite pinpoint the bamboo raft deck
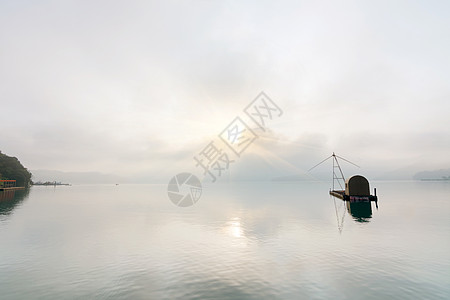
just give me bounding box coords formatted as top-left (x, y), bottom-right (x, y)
top-left (330, 190), bottom-right (378, 202)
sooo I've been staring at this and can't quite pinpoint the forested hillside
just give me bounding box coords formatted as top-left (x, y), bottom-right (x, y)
top-left (0, 151), bottom-right (32, 187)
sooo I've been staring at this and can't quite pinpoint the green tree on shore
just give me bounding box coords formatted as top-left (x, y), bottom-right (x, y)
top-left (0, 151), bottom-right (32, 187)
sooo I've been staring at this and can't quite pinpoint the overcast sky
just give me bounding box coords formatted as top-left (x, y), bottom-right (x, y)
top-left (1, 0), bottom-right (449, 182)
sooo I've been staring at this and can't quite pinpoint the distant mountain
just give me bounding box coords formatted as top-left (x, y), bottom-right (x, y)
top-left (31, 170), bottom-right (127, 184)
top-left (373, 165), bottom-right (419, 180)
top-left (413, 168), bottom-right (450, 180)
top-left (272, 173), bottom-right (327, 182)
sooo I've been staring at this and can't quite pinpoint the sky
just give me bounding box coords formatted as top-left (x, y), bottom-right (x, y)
top-left (1, 0), bottom-right (450, 182)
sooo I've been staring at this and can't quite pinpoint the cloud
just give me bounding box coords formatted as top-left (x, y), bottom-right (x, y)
top-left (1, 0), bottom-right (450, 181)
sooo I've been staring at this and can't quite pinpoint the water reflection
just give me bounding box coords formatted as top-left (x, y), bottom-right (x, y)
top-left (333, 196), bottom-right (377, 232)
top-left (0, 188), bottom-right (30, 219)
top-left (1, 183), bottom-right (449, 299)
top-left (224, 217), bottom-right (244, 238)
top-left (346, 201), bottom-right (372, 223)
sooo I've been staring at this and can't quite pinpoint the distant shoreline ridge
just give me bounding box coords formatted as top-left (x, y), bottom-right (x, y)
top-left (420, 178), bottom-right (450, 181)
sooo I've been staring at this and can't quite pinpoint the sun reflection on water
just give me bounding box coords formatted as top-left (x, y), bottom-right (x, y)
top-left (224, 217), bottom-right (244, 238)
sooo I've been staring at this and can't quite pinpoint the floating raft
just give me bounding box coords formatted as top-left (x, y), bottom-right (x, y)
top-left (330, 175), bottom-right (378, 202)
top-left (329, 190), bottom-right (377, 202)
top-left (308, 154), bottom-right (379, 203)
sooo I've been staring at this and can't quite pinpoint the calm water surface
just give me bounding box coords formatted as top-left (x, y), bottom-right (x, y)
top-left (0, 181), bottom-right (449, 299)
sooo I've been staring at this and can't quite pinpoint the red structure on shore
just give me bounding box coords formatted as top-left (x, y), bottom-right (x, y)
top-left (0, 180), bottom-right (16, 188)
top-left (0, 180), bottom-right (23, 191)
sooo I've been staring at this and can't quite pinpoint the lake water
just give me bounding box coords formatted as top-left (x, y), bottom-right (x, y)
top-left (1, 181), bottom-right (449, 299)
